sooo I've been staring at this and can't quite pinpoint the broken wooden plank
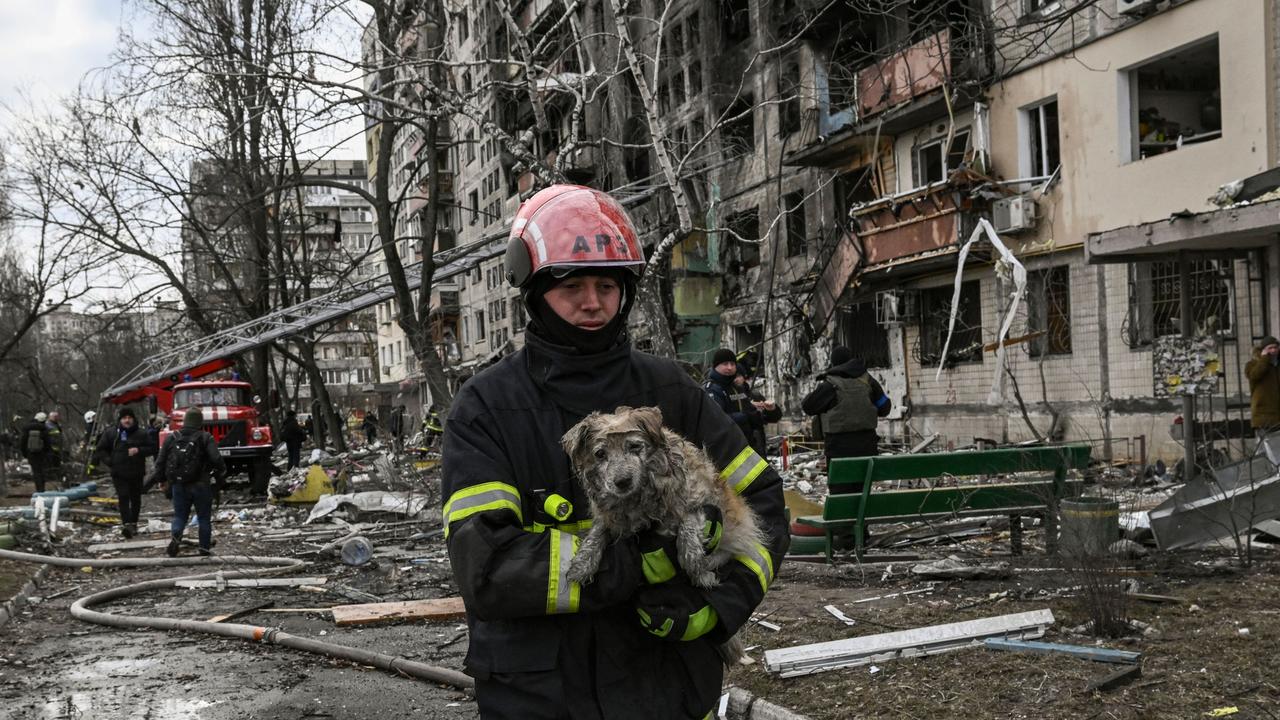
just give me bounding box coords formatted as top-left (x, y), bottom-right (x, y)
top-left (330, 597), bottom-right (468, 626)
top-left (1084, 662), bottom-right (1142, 693)
top-left (208, 601), bottom-right (276, 623)
top-left (258, 607), bottom-right (334, 614)
top-left (175, 576), bottom-right (329, 589)
top-left (88, 538), bottom-right (174, 553)
top-left (764, 609), bottom-right (1054, 678)
top-left (983, 638), bottom-right (1141, 664)
top-left (823, 605), bottom-right (856, 626)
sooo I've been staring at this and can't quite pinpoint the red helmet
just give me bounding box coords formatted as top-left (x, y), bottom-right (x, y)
top-left (504, 185), bottom-right (646, 288)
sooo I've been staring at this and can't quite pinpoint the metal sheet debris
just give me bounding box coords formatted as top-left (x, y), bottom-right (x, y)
top-left (305, 491), bottom-right (434, 523)
top-left (982, 638), bottom-right (1141, 664)
top-left (764, 609), bottom-right (1055, 678)
top-left (1149, 452), bottom-right (1280, 550)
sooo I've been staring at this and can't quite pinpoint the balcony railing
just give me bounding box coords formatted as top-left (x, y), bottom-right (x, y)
top-left (851, 181), bottom-right (979, 267)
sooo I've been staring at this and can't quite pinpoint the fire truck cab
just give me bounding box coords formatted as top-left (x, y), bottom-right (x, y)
top-left (164, 379), bottom-right (274, 492)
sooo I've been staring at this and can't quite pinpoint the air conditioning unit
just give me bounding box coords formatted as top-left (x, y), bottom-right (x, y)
top-left (992, 195), bottom-right (1038, 234)
top-left (1117, 0), bottom-right (1156, 15)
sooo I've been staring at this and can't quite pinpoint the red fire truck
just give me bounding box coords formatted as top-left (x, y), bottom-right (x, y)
top-left (164, 377), bottom-right (274, 492)
top-left (103, 359), bottom-right (274, 493)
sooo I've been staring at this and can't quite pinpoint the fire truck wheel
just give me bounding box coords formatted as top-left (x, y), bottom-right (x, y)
top-left (250, 459), bottom-right (271, 495)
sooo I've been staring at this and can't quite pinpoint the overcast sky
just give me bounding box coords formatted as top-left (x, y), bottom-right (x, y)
top-left (0, 0), bottom-right (123, 110)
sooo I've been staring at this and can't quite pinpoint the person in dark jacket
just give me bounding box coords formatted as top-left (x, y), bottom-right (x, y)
top-left (703, 348), bottom-right (761, 444)
top-left (361, 413), bottom-right (378, 445)
top-left (44, 411), bottom-right (67, 488)
top-left (95, 408), bottom-right (158, 538)
top-left (281, 409), bottom-right (307, 469)
top-left (20, 413), bottom-right (52, 493)
top-left (151, 408), bottom-right (226, 557)
top-left (801, 345), bottom-right (892, 483)
top-left (737, 361), bottom-right (782, 457)
top-left (1247, 335), bottom-right (1280, 436)
top-left (443, 185), bottom-right (787, 720)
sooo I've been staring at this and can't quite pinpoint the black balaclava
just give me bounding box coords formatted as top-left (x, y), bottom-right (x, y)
top-left (525, 268), bottom-right (636, 355)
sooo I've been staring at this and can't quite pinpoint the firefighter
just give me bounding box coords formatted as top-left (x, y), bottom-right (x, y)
top-left (45, 410), bottom-right (67, 489)
top-left (422, 405), bottom-right (443, 450)
top-left (441, 185), bottom-right (788, 720)
top-left (20, 413), bottom-right (51, 493)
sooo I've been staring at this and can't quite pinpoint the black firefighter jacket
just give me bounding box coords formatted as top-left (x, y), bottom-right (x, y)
top-left (442, 334), bottom-right (789, 719)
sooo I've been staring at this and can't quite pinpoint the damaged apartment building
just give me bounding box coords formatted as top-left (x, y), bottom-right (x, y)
top-left (367, 0), bottom-right (1280, 465)
top-left (787, 0), bottom-right (1280, 464)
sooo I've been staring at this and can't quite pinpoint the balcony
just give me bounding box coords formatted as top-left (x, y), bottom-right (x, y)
top-left (851, 181), bottom-right (988, 272)
top-left (856, 29), bottom-right (950, 123)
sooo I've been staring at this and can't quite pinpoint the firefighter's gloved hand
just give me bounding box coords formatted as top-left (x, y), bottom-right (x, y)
top-left (638, 507), bottom-right (723, 584)
top-left (634, 583), bottom-right (720, 642)
top-left (638, 530), bottom-right (681, 584)
top-left (700, 504), bottom-right (723, 553)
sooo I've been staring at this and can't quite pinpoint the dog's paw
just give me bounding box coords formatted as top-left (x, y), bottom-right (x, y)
top-left (689, 570), bottom-right (718, 589)
top-left (566, 558), bottom-right (594, 585)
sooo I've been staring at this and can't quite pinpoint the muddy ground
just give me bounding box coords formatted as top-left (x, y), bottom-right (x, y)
top-left (2, 475), bottom-right (1279, 720)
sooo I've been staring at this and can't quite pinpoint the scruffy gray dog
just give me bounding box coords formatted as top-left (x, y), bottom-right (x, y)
top-left (561, 405), bottom-right (764, 592)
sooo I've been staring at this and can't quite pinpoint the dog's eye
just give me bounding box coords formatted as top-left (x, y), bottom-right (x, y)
top-left (594, 447), bottom-right (606, 459)
top-left (626, 441), bottom-right (644, 453)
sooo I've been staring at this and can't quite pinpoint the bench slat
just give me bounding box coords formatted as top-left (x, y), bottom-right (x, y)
top-left (823, 480), bottom-right (1084, 521)
top-left (829, 444), bottom-right (1091, 489)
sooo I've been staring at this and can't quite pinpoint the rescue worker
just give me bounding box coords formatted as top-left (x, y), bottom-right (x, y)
top-left (361, 412), bottom-right (378, 445)
top-left (1246, 335), bottom-right (1280, 437)
top-left (422, 405), bottom-right (443, 450)
top-left (738, 362), bottom-right (781, 458)
top-left (703, 348), bottom-right (762, 445)
top-left (801, 345), bottom-right (893, 481)
top-left (442, 185), bottom-right (788, 720)
top-left (95, 408), bottom-right (158, 538)
top-left (151, 408), bottom-right (226, 557)
top-left (281, 409), bottom-right (307, 469)
top-left (20, 412), bottom-right (51, 493)
top-left (389, 404), bottom-right (406, 453)
top-left (45, 410), bottom-right (66, 489)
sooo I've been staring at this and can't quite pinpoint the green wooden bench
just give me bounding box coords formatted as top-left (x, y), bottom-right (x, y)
top-left (796, 444), bottom-right (1092, 561)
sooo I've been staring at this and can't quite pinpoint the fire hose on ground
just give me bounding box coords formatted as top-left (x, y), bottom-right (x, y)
top-left (0, 548), bottom-right (474, 691)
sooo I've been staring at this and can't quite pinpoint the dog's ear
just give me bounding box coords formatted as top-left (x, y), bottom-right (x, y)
top-left (561, 413), bottom-right (598, 462)
top-left (630, 407), bottom-right (665, 447)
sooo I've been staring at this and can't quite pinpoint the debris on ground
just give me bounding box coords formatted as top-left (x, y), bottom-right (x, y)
top-left (910, 555), bottom-right (1013, 580)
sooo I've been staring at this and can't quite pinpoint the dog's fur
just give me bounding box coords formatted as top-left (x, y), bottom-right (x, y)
top-left (561, 406), bottom-right (763, 663)
top-left (562, 406), bottom-right (763, 588)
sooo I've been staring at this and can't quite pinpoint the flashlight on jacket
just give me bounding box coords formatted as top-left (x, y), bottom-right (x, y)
top-left (542, 494), bottom-right (573, 522)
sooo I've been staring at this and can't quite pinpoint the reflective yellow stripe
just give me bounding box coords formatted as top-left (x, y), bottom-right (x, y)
top-left (442, 482), bottom-right (522, 537)
top-left (546, 529), bottom-right (581, 614)
top-left (524, 519), bottom-right (593, 536)
top-left (720, 447), bottom-right (768, 494)
top-left (735, 541), bottom-right (775, 594)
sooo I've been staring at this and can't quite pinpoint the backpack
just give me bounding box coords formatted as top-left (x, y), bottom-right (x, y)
top-left (164, 433), bottom-right (205, 484)
top-left (25, 429), bottom-right (44, 454)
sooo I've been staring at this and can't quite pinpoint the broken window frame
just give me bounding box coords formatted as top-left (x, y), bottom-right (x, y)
top-left (720, 0), bottom-right (751, 46)
top-left (837, 301), bottom-right (892, 369)
top-left (1025, 98), bottom-right (1060, 177)
top-left (783, 191), bottom-right (807, 257)
top-left (720, 92), bottom-right (757, 155)
top-left (725, 207), bottom-right (761, 270)
top-left (1124, 35), bottom-right (1223, 163)
top-left (912, 129), bottom-right (969, 188)
top-left (778, 54), bottom-right (802, 136)
top-left (1025, 265), bottom-right (1072, 357)
top-left (917, 280), bottom-right (983, 366)
top-left (1125, 259), bottom-right (1235, 348)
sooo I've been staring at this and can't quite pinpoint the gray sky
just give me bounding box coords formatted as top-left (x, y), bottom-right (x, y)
top-left (0, 0), bottom-right (123, 110)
